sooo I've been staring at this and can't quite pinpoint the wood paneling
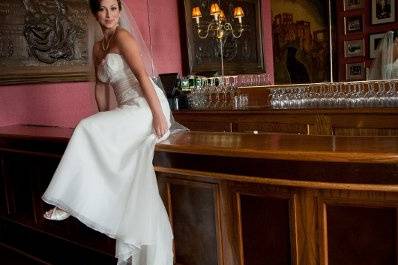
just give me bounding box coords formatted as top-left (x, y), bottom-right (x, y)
top-left (0, 154), bottom-right (8, 215)
top-left (1, 217), bottom-right (116, 265)
top-left (0, 243), bottom-right (50, 265)
top-left (2, 125), bottom-right (398, 265)
top-left (236, 122), bottom-right (308, 134)
top-left (326, 205), bottom-right (397, 265)
top-left (169, 180), bottom-right (220, 265)
top-left (180, 121), bottom-right (233, 132)
top-left (174, 109), bottom-right (398, 136)
top-left (333, 128), bottom-right (398, 136)
top-left (239, 194), bottom-right (292, 265)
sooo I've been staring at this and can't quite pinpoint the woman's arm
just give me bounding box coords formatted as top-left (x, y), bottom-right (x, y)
top-left (93, 42), bottom-right (110, 112)
top-left (115, 29), bottom-right (168, 137)
top-left (95, 82), bottom-right (110, 112)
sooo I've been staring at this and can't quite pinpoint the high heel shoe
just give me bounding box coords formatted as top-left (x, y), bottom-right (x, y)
top-left (43, 207), bottom-right (71, 221)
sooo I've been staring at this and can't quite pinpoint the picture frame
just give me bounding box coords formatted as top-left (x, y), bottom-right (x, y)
top-left (183, 0), bottom-right (264, 75)
top-left (371, 0), bottom-right (396, 25)
top-left (0, 0), bottom-right (89, 85)
top-left (344, 15), bottom-right (364, 34)
top-left (344, 39), bottom-right (365, 57)
top-left (343, 0), bottom-right (364, 11)
top-left (346, 62), bottom-right (366, 81)
top-left (369, 33), bottom-right (386, 58)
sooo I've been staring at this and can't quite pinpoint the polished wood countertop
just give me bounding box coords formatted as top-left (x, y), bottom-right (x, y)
top-left (1, 125), bottom-right (398, 164)
top-left (157, 131), bottom-right (398, 164)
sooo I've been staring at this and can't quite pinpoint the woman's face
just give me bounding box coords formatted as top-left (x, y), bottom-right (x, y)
top-left (96, 0), bottom-right (120, 30)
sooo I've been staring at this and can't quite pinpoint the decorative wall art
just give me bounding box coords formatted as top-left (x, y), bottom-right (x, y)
top-left (0, 0), bottom-right (89, 84)
top-left (371, 0), bottom-right (396, 25)
top-left (271, 0), bottom-right (331, 84)
top-left (344, 15), bottom-right (364, 34)
top-left (344, 39), bottom-right (365, 57)
top-left (369, 32), bottom-right (386, 58)
top-left (343, 0), bottom-right (364, 11)
top-left (346, 62), bottom-right (365, 80)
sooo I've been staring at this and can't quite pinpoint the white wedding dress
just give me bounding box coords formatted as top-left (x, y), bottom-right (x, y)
top-left (42, 53), bottom-right (173, 265)
top-left (384, 60), bottom-right (398, 79)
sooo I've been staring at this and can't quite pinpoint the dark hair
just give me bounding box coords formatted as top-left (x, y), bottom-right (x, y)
top-left (89, 0), bottom-right (122, 15)
top-left (394, 30), bottom-right (398, 40)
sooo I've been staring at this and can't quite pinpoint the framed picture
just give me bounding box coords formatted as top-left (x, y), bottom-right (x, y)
top-left (344, 0), bottom-right (364, 11)
top-left (271, 1), bottom-right (331, 84)
top-left (0, 0), bottom-right (89, 85)
top-left (344, 16), bottom-right (364, 34)
top-left (183, 0), bottom-right (264, 75)
top-left (371, 0), bottom-right (396, 24)
top-left (344, 39), bottom-right (365, 57)
top-left (346, 62), bottom-right (365, 81)
top-left (369, 33), bottom-right (386, 58)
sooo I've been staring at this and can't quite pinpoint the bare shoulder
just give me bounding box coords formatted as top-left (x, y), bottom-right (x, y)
top-left (114, 27), bottom-right (137, 45)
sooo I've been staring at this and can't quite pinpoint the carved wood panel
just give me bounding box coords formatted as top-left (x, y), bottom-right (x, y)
top-left (0, 0), bottom-right (89, 84)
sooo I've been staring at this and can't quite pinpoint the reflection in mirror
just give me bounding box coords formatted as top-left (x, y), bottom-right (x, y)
top-left (335, 0), bottom-right (398, 82)
top-left (368, 30), bottom-right (398, 80)
top-left (184, 0), bottom-right (265, 76)
top-left (183, 0), bottom-right (398, 86)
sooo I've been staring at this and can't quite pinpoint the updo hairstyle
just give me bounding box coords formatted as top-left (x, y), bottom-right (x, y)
top-left (89, 0), bottom-right (122, 15)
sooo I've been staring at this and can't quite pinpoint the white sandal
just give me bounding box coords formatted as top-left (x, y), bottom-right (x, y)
top-left (43, 207), bottom-right (70, 221)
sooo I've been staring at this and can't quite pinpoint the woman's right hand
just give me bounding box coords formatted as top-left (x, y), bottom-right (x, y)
top-left (152, 112), bottom-right (168, 138)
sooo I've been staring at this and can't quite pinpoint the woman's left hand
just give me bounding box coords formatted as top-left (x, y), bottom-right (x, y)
top-left (152, 112), bottom-right (168, 138)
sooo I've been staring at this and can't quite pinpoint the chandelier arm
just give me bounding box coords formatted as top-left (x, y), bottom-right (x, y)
top-left (218, 23), bottom-right (244, 39)
top-left (223, 23), bottom-right (232, 31)
top-left (197, 22), bottom-right (214, 39)
top-left (231, 29), bottom-right (243, 39)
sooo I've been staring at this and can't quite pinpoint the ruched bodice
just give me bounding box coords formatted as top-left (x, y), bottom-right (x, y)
top-left (97, 53), bottom-right (144, 106)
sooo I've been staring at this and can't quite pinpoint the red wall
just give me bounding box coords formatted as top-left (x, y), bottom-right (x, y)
top-left (0, 0), bottom-right (273, 128)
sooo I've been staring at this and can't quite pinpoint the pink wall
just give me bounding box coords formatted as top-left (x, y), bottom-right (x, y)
top-left (0, 0), bottom-right (273, 128)
top-left (0, 83), bottom-right (96, 128)
top-left (262, 0), bottom-right (274, 83)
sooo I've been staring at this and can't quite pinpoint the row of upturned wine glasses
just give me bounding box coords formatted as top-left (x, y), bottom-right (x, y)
top-left (269, 79), bottom-right (398, 109)
top-left (187, 75), bottom-right (258, 110)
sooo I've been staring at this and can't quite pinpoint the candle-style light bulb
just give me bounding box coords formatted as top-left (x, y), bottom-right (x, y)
top-left (192, 6), bottom-right (202, 24)
top-left (210, 3), bottom-right (221, 20)
top-left (233, 6), bottom-right (244, 24)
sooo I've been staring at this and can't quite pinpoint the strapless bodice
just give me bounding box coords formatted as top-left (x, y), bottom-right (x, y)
top-left (97, 53), bottom-right (144, 106)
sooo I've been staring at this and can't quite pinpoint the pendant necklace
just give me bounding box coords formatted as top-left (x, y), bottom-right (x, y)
top-left (102, 29), bottom-right (116, 52)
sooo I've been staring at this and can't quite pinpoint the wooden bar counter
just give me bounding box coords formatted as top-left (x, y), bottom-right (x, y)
top-left (1, 125), bottom-right (398, 265)
top-left (173, 107), bottom-right (398, 136)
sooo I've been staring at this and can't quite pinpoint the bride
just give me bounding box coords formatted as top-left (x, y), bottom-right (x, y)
top-left (368, 30), bottom-right (398, 80)
top-left (41, 0), bottom-right (180, 264)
